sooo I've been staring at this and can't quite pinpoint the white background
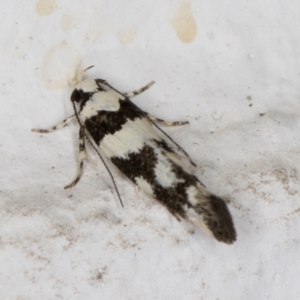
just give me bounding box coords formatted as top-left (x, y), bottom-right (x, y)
top-left (1, 0), bottom-right (300, 299)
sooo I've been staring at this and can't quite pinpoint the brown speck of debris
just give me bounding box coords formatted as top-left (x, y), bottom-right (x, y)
top-left (246, 96), bottom-right (252, 101)
top-left (96, 266), bottom-right (107, 280)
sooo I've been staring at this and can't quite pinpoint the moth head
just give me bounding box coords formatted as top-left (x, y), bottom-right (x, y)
top-left (71, 78), bottom-right (100, 103)
top-left (70, 89), bottom-right (82, 103)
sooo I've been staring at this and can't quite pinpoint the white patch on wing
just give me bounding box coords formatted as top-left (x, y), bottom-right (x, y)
top-left (93, 90), bottom-right (123, 110)
top-left (100, 118), bottom-right (161, 158)
top-left (183, 205), bottom-right (213, 238)
top-left (153, 149), bottom-right (185, 187)
top-left (79, 150), bottom-right (86, 160)
top-left (133, 118), bottom-right (162, 140)
top-left (135, 177), bottom-right (154, 195)
top-left (164, 151), bottom-right (183, 166)
top-left (186, 185), bottom-right (209, 206)
top-left (186, 186), bottom-right (199, 206)
top-left (80, 90), bottom-right (123, 121)
top-left (75, 79), bottom-right (99, 93)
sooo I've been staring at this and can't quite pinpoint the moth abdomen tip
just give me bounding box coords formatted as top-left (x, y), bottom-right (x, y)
top-left (205, 194), bottom-right (237, 244)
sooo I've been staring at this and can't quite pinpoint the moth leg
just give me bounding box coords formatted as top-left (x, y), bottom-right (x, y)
top-left (32, 115), bottom-right (75, 133)
top-left (146, 114), bottom-right (189, 126)
top-left (124, 81), bottom-right (155, 97)
top-left (64, 128), bottom-right (86, 189)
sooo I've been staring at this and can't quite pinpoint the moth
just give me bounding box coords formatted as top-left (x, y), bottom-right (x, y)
top-left (32, 73), bottom-right (236, 244)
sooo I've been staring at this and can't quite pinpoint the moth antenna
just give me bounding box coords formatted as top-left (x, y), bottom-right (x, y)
top-left (71, 101), bottom-right (124, 208)
top-left (86, 135), bottom-right (124, 208)
top-left (71, 65), bottom-right (96, 87)
top-left (84, 65), bottom-right (94, 72)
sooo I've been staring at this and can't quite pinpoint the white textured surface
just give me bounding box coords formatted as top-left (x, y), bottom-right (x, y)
top-left (1, 0), bottom-right (300, 299)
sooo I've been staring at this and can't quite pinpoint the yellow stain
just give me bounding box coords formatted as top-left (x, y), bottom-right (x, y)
top-left (171, 0), bottom-right (197, 43)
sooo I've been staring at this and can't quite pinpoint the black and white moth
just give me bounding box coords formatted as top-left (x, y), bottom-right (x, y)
top-left (32, 74), bottom-right (236, 244)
